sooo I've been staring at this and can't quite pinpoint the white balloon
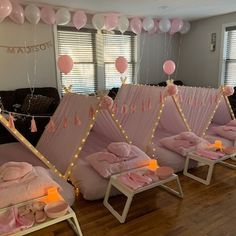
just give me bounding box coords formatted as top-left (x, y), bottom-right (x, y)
top-left (159, 18), bottom-right (171, 33)
top-left (25, 4), bottom-right (40, 25)
top-left (92, 14), bottom-right (105, 30)
top-left (56, 8), bottom-right (71, 25)
top-left (142, 17), bottom-right (154, 32)
top-left (180, 21), bottom-right (191, 34)
top-left (118, 15), bottom-right (129, 33)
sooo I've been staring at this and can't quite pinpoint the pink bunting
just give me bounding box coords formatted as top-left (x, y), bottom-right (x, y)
top-left (8, 113), bottom-right (15, 129)
top-left (121, 104), bottom-right (128, 114)
top-left (160, 92), bottom-right (163, 103)
top-left (30, 117), bottom-right (37, 132)
top-left (74, 112), bottom-right (82, 125)
top-left (131, 104), bottom-right (136, 114)
top-left (142, 100), bottom-right (145, 112)
top-left (89, 106), bottom-right (95, 118)
top-left (147, 98), bottom-right (152, 110)
top-left (47, 118), bottom-right (56, 133)
top-left (63, 117), bottom-right (68, 128)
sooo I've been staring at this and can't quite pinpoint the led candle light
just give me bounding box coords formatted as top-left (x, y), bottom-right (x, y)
top-left (214, 140), bottom-right (222, 150)
top-left (44, 187), bottom-right (61, 203)
top-left (149, 159), bottom-right (159, 171)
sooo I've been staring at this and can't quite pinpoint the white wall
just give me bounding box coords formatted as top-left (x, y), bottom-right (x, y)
top-left (178, 12), bottom-right (236, 88)
top-left (138, 32), bottom-right (180, 84)
top-left (0, 20), bottom-right (57, 90)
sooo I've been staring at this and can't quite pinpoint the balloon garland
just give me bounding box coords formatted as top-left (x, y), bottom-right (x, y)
top-left (0, 1), bottom-right (191, 35)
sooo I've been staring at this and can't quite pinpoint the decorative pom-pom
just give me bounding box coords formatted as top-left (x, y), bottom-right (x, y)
top-left (165, 84), bottom-right (178, 96)
top-left (100, 96), bottom-right (114, 110)
top-left (223, 86), bottom-right (234, 97)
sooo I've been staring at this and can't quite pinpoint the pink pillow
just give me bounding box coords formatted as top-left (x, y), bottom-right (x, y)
top-left (0, 162), bottom-right (33, 181)
top-left (227, 119), bottom-right (236, 127)
top-left (211, 125), bottom-right (236, 140)
top-left (107, 142), bottom-right (131, 157)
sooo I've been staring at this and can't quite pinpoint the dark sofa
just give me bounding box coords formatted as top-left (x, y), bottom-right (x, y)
top-left (0, 87), bottom-right (60, 145)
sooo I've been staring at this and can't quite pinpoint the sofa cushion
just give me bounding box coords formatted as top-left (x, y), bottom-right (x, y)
top-left (21, 94), bottom-right (54, 115)
top-left (0, 90), bottom-right (16, 111)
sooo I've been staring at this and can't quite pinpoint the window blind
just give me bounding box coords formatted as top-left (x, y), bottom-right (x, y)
top-left (57, 27), bottom-right (97, 94)
top-left (103, 31), bottom-right (137, 90)
top-left (224, 26), bottom-right (236, 86)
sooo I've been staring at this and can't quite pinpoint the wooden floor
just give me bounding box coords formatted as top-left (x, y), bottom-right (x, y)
top-left (30, 164), bottom-right (236, 236)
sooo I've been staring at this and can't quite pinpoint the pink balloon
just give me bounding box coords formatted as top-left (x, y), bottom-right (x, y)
top-left (9, 1), bottom-right (24, 24)
top-left (41, 6), bottom-right (55, 25)
top-left (105, 13), bottom-right (118, 31)
top-left (73, 10), bottom-right (87, 30)
top-left (148, 20), bottom-right (158, 35)
top-left (115, 56), bottom-right (128, 74)
top-left (58, 55), bottom-right (74, 74)
top-left (170, 18), bottom-right (184, 35)
top-left (130, 17), bottom-right (142, 35)
top-left (0, 0), bottom-right (12, 19)
top-left (163, 60), bottom-right (176, 75)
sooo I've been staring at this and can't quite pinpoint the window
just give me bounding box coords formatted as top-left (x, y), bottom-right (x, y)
top-left (57, 27), bottom-right (97, 94)
top-left (57, 26), bottom-right (137, 94)
top-left (223, 26), bottom-right (236, 86)
top-left (103, 32), bottom-right (137, 90)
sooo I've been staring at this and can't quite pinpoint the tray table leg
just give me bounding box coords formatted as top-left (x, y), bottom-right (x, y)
top-left (184, 155), bottom-right (214, 185)
top-left (103, 181), bottom-right (134, 223)
top-left (67, 212), bottom-right (83, 236)
top-left (159, 176), bottom-right (183, 198)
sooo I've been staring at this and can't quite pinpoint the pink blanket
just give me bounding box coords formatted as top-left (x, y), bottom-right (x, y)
top-left (87, 144), bottom-right (150, 178)
top-left (159, 132), bottom-right (210, 156)
top-left (0, 166), bottom-right (61, 208)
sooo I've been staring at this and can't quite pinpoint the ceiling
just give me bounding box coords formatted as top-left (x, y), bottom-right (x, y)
top-left (21, 0), bottom-right (236, 21)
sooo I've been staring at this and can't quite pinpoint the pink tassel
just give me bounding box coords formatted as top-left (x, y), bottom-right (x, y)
top-left (89, 106), bottom-right (95, 118)
top-left (74, 113), bottom-right (82, 125)
top-left (63, 117), bottom-right (68, 128)
top-left (141, 100), bottom-right (145, 112)
top-left (178, 94), bottom-right (183, 103)
top-left (215, 95), bottom-right (218, 103)
top-left (131, 104), bottom-right (136, 114)
top-left (147, 98), bottom-right (152, 110)
top-left (112, 103), bottom-right (118, 114)
top-left (30, 117), bottom-right (37, 133)
top-left (8, 113), bottom-right (15, 129)
top-left (121, 104), bottom-right (128, 114)
top-left (47, 118), bottom-right (56, 133)
top-left (160, 93), bottom-right (163, 103)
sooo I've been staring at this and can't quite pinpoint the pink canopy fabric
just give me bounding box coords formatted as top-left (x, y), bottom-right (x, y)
top-left (177, 86), bottom-right (226, 136)
top-left (0, 93), bottom-right (128, 177)
top-left (114, 84), bottom-right (164, 151)
top-left (36, 93), bottom-right (100, 175)
top-left (114, 84), bottom-right (188, 151)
